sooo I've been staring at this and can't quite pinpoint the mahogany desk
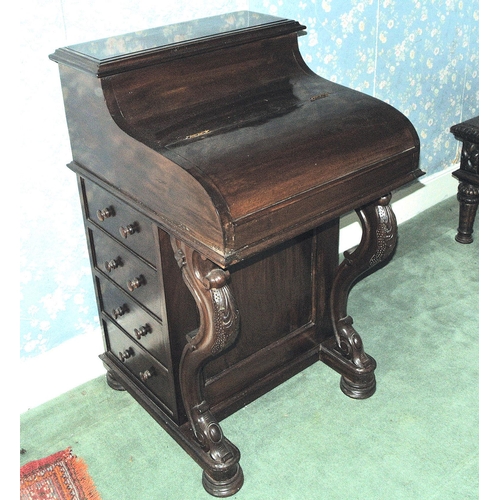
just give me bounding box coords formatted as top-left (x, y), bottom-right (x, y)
top-left (50, 12), bottom-right (422, 497)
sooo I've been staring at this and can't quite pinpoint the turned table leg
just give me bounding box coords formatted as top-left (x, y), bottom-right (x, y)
top-left (455, 181), bottom-right (479, 244)
top-left (450, 119), bottom-right (479, 244)
top-left (171, 238), bottom-right (244, 498)
top-left (320, 194), bottom-right (398, 399)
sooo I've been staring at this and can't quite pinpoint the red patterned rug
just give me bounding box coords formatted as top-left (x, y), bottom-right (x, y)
top-left (20, 448), bottom-right (101, 500)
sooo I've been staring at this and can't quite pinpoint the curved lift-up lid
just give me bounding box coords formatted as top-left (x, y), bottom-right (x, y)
top-left (50, 11), bottom-right (422, 267)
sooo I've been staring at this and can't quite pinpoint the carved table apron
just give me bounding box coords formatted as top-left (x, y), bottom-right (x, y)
top-left (50, 11), bottom-right (423, 497)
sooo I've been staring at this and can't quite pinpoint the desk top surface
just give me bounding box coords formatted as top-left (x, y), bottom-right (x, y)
top-left (66, 12), bottom-right (288, 58)
top-left (50, 12), bottom-right (305, 77)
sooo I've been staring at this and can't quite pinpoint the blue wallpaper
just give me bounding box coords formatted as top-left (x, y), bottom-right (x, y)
top-left (20, 0), bottom-right (478, 360)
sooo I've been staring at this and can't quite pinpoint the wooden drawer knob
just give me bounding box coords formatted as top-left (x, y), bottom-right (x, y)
top-left (104, 258), bottom-right (121, 272)
top-left (134, 324), bottom-right (152, 339)
top-left (119, 348), bottom-right (133, 362)
top-left (112, 305), bottom-right (128, 319)
top-left (96, 207), bottom-right (114, 221)
top-left (127, 276), bottom-right (144, 292)
top-left (139, 367), bottom-right (156, 382)
top-left (119, 224), bottom-right (137, 238)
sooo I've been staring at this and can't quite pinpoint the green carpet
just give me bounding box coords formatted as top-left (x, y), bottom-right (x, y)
top-left (20, 196), bottom-right (479, 500)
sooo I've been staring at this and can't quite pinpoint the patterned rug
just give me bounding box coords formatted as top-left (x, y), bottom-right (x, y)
top-left (20, 448), bottom-right (101, 500)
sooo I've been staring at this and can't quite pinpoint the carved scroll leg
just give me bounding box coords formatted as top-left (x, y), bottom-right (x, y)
top-left (320, 194), bottom-right (397, 399)
top-left (455, 182), bottom-right (479, 244)
top-left (171, 238), bottom-right (244, 498)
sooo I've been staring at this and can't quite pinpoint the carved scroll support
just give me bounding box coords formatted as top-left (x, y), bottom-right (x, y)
top-left (171, 237), bottom-right (243, 497)
top-left (321, 194), bottom-right (397, 399)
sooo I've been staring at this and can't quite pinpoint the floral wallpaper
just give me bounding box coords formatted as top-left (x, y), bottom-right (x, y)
top-left (20, 0), bottom-right (478, 364)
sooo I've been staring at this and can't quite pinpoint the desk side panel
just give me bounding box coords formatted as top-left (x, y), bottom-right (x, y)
top-left (204, 220), bottom-right (339, 418)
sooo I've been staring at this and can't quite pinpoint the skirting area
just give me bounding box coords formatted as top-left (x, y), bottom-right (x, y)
top-left (20, 195), bottom-right (479, 500)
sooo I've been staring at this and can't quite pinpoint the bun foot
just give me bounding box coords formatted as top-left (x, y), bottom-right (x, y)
top-left (202, 464), bottom-right (244, 498)
top-left (340, 374), bottom-right (376, 399)
top-left (106, 371), bottom-right (125, 391)
top-left (455, 232), bottom-right (473, 244)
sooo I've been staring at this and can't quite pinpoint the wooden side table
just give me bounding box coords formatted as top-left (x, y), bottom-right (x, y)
top-left (451, 116), bottom-right (479, 244)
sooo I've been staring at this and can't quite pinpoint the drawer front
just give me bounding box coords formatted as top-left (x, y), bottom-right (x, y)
top-left (105, 320), bottom-right (176, 413)
top-left (92, 229), bottom-right (161, 317)
top-left (98, 277), bottom-right (170, 366)
top-left (83, 179), bottom-right (157, 265)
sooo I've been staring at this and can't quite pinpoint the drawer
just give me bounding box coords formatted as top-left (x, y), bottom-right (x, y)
top-left (98, 277), bottom-right (170, 364)
top-left (83, 178), bottom-right (157, 265)
top-left (104, 319), bottom-right (176, 413)
top-left (92, 229), bottom-right (161, 317)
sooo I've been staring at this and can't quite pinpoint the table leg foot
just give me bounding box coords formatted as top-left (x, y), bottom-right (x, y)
top-left (202, 464), bottom-right (244, 498)
top-left (340, 375), bottom-right (376, 399)
top-left (105, 370), bottom-right (125, 391)
top-left (320, 331), bottom-right (377, 399)
top-left (340, 372), bottom-right (376, 400)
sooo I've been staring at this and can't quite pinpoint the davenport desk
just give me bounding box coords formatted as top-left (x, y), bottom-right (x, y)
top-left (50, 12), bottom-right (422, 497)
